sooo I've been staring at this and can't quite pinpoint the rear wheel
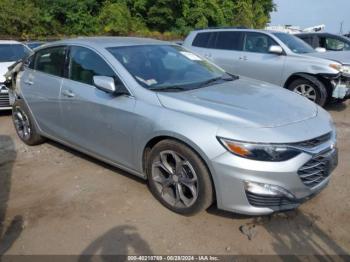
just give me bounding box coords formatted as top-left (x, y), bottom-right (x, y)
top-left (12, 100), bottom-right (45, 146)
top-left (288, 78), bottom-right (328, 107)
top-left (147, 140), bottom-right (213, 215)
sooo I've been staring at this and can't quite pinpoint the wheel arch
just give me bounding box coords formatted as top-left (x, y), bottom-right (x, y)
top-left (142, 134), bottom-right (218, 201)
top-left (283, 73), bottom-right (333, 93)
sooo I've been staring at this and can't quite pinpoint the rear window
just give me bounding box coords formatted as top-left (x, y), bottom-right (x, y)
top-left (0, 44), bottom-right (31, 62)
top-left (298, 35), bottom-right (314, 46)
top-left (34, 46), bottom-right (66, 77)
top-left (192, 33), bottom-right (211, 48)
top-left (192, 31), bottom-right (243, 51)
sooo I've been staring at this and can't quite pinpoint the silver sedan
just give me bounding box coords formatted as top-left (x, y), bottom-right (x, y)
top-left (9, 37), bottom-right (338, 215)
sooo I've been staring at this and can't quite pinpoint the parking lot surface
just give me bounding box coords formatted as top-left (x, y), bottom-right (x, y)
top-left (0, 101), bottom-right (349, 256)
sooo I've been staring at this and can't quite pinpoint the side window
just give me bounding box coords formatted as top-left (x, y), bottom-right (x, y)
top-left (214, 31), bottom-right (243, 51)
top-left (207, 32), bottom-right (217, 48)
top-left (35, 47), bottom-right (66, 77)
top-left (325, 37), bottom-right (346, 51)
top-left (69, 46), bottom-right (115, 85)
top-left (243, 32), bottom-right (278, 54)
top-left (192, 33), bottom-right (211, 48)
top-left (299, 36), bottom-right (313, 47)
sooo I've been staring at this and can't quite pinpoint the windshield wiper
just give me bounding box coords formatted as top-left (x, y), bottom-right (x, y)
top-left (197, 74), bottom-right (236, 88)
top-left (148, 85), bottom-right (187, 92)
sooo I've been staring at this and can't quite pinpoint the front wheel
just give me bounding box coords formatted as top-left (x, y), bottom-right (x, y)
top-left (146, 140), bottom-right (213, 215)
top-left (288, 78), bottom-right (328, 107)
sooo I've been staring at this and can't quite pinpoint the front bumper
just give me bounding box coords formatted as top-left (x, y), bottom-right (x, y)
top-left (210, 138), bottom-right (337, 215)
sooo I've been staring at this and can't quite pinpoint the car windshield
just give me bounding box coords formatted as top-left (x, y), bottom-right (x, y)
top-left (0, 44), bottom-right (31, 62)
top-left (107, 45), bottom-right (231, 91)
top-left (273, 32), bottom-right (315, 54)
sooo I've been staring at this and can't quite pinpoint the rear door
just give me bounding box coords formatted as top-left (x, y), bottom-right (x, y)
top-left (208, 31), bottom-right (244, 75)
top-left (189, 31), bottom-right (244, 75)
top-left (235, 32), bottom-right (286, 86)
top-left (59, 45), bottom-right (136, 168)
top-left (20, 46), bottom-right (67, 138)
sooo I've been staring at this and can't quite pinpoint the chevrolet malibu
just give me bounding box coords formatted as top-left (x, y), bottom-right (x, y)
top-left (9, 37), bottom-right (338, 215)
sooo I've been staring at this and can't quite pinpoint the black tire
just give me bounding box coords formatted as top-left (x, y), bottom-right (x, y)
top-left (146, 139), bottom-right (213, 215)
top-left (287, 77), bottom-right (328, 107)
top-left (12, 100), bottom-right (45, 146)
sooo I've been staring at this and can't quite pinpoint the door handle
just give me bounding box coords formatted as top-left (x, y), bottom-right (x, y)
top-left (204, 53), bottom-right (212, 58)
top-left (239, 56), bottom-right (248, 61)
top-left (24, 80), bottom-right (34, 85)
top-left (62, 90), bottom-right (75, 98)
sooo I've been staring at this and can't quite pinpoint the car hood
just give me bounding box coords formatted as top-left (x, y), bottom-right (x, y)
top-left (157, 78), bottom-right (318, 128)
top-left (306, 50), bottom-right (350, 64)
top-left (0, 62), bottom-right (15, 83)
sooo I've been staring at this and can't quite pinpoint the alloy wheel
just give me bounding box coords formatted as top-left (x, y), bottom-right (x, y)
top-left (151, 150), bottom-right (199, 208)
top-left (13, 107), bottom-right (31, 140)
top-left (293, 84), bottom-right (317, 102)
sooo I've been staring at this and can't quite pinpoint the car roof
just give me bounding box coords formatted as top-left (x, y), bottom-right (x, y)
top-left (43, 37), bottom-right (169, 49)
top-left (191, 28), bottom-right (278, 34)
top-left (297, 32), bottom-right (340, 36)
top-left (0, 40), bottom-right (23, 45)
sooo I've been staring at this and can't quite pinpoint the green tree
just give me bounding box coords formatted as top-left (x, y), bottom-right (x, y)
top-left (0, 0), bottom-right (276, 38)
top-left (0, 0), bottom-right (43, 38)
top-left (98, 2), bottom-right (133, 35)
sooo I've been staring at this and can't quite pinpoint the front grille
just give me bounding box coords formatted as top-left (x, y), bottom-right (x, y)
top-left (0, 92), bottom-right (10, 108)
top-left (246, 191), bottom-right (297, 208)
top-left (298, 149), bottom-right (336, 188)
top-left (292, 132), bottom-right (332, 148)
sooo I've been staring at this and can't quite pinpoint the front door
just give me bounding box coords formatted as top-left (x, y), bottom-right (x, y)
top-left (236, 32), bottom-right (286, 86)
top-left (59, 46), bottom-right (136, 168)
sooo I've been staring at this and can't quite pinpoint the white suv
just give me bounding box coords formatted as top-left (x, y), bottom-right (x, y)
top-left (184, 28), bottom-right (350, 107)
top-left (0, 40), bottom-right (31, 110)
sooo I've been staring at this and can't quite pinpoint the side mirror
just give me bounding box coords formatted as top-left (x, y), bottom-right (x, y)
top-left (315, 47), bottom-right (327, 53)
top-left (268, 45), bottom-right (284, 55)
top-left (93, 76), bottom-right (116, 93)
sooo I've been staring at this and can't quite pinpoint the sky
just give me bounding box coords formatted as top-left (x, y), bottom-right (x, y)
top-left (270, 0), bottom-right (350, 34)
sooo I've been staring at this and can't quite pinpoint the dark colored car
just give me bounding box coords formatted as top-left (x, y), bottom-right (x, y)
top-left (296, 32), bottom-right (350, 51)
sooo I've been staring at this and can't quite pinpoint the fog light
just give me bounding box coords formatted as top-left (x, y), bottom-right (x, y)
top-left (244, 181), bottom-right (295, 199)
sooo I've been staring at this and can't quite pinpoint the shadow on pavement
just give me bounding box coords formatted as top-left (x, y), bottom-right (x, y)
top-left (325, 101), bottom-right (348, 112)
top-left (0, 135), bottom-right (23, 255)
top-left (78, 225), bottom-right (153, 261)
top-left (0, 111), bottom-right (11, 117)
top-left (47, 140), bottom-right (147, 186)
top-left (243, 210), bottom-right (349, 257)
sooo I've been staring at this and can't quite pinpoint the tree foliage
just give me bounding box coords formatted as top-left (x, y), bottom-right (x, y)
top-left (0, 0), bottom-right (276, 39)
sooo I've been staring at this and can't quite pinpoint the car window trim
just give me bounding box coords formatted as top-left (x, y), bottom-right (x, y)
top-left (242, 32), bottom-right (283, 54)
top-left (32, 45), bottom-right (68, 78)
top-left (66, 44), bottom-right (133, 97)
top-left (212, 31), bottom-right (244, 51)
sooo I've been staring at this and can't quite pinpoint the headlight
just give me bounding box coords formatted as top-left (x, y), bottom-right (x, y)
top-left (329, 63), bottom-right (350, 76)
top-left (329, 63), bottom-right (342, 71)
top-left (218, 137), bottom-right (301, 162)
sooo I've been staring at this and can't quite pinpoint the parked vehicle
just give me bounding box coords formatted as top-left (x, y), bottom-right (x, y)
top-left (296, 32), bottom-right (350, 52)
top-left (25, 41), bottom-right (46, 50)
top-left (0, 40), bottom-right (31, 110)
top-left (7, 37), bottom-right (337, 215)
top-left (183, 28), bottom-right (350, 106)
